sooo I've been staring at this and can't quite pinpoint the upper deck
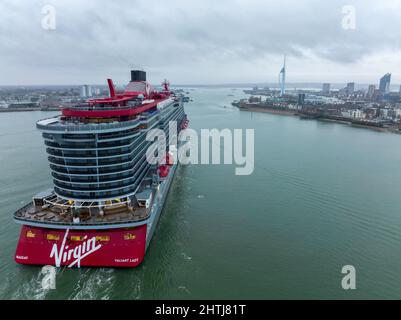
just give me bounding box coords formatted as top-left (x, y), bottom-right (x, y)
top-left (60, 70), bottom-right (173, 120)
top-left (36, 99), bottom-right (177, 133)
top-left (14, 187), bottom-right (155, 230)
top-left (61, 97), bottom-right (168, 119)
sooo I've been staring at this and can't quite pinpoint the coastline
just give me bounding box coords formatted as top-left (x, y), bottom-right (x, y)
top-left (0, 108), bottom-right (61, 113)
top-left (319, 117), bottom-right (388, 132)
top-left (237, 106), bottom-right (397, 134)
top-left (238, 106), bottom-right (298, 117)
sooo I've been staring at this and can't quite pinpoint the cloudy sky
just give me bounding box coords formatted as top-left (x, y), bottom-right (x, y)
top-left (1, 0), bottom-right (401, 86)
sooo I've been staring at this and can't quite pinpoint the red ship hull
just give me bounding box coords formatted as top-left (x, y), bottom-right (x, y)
top-left (15, 225), bottom-right (147, 267)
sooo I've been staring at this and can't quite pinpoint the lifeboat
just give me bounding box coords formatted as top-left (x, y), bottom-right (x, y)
top-left (158, 165), bottom-right (169, 178)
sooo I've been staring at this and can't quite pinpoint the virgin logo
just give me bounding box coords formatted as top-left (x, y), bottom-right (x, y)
top-left (50, 229), bottom-right (102, 268)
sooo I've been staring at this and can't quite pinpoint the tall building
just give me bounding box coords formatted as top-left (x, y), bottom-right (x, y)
top-left (367, 84), bottom-right (376, 98)
top-left (379, 73), bottom-right (391, 93)
top-left (80, 85), bottom-right (86, 97)
top-left (279, 56), bottom-right (286, 97)
top-left (338, 87), bottom-right (347, 96)
top-left (297, 93), bottom-right (305, 106)
top-left (346, 82), bottom-right (355, 96)
top-left (86, 85), bottom-right (92, 97)
top-left (322, 83), bottom-right (330, 95)
top-left (80, 85), bottom-right (92, 98)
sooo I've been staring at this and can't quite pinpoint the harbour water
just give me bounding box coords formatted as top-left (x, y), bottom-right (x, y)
top-left (1, 88), bottom-right (401, 299)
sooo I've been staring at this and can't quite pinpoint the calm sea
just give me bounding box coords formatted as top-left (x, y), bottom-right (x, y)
top-left (1, 88), bottom-right (401, 299)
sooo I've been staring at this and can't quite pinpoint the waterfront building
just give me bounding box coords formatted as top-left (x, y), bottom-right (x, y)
top-left (394, 108), bottom-right (401, 119)
top-left (379, 108), bottom-right (389, 118)
top-left (342, 109), bottom-right (364, 119)
top-left (8, 101), bottom-right (39, 108)
top-left (365, 107), bottom-right (378, 119)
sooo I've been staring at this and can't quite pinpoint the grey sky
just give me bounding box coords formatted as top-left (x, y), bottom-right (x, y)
top-left (1, 0), bottom-right (401, 86)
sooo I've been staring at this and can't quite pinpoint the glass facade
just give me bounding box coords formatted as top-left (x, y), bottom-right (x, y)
top-left (379, 73), bottom-right (391, 93)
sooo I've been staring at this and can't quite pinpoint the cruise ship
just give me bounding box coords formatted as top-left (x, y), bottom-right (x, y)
top-left (13, 70), bottom-right (188, 267)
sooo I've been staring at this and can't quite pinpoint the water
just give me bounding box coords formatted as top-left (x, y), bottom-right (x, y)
top-left (1, 88), bottom-right (401, 299)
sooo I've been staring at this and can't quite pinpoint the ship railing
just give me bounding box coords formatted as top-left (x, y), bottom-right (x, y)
top-left (40, 191), bottom-right (126, 208)
top-left (37, 118), bottom-right (141, 132)
top-left (14, 202), bottom-right (34, 217)
top-left (13, 214), bottom-right (150, 227)
top-left (36, 110), bottom-right (159, 132)
top-left (13, 191), bottom-right (152, 226)
top-left (65, 103), bottom-right (141, 111)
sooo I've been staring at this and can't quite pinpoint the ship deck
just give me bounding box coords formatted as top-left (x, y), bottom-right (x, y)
top-left (14, 199), bottom-right (152, 228)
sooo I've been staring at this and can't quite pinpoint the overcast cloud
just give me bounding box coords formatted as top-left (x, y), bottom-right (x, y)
top-left (1, 0), bottom-right (401, 85)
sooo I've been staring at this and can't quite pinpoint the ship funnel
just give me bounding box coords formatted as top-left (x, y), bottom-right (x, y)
top-left (131, 70), bottom-right (146, 82)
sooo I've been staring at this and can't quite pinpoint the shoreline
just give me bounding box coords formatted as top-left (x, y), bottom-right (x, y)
top-left (237, 106), bottom-right (397, 134)
top-left (238, 106), bottom-right (298, 117)
top-left (0, 108), bottom-right (61, 113)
